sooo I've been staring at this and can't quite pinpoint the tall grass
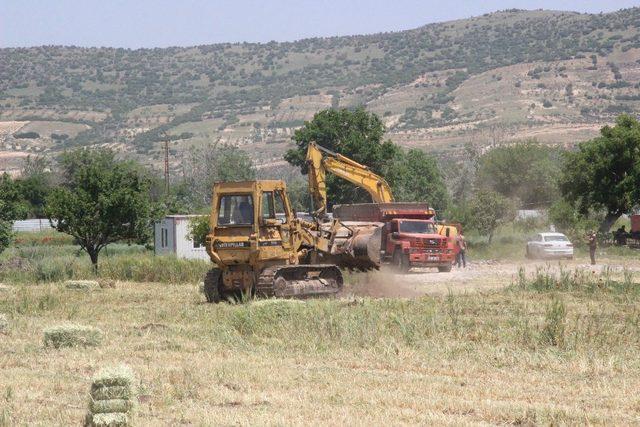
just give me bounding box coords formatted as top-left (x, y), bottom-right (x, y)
top-left (513, 265), bottom-right (638, 295)
top-left (0, 243), bottom-right (209, 284)
top-left (12, 230), bottom-right (74, 247)
top-left (200, 270), bottom-right (640, 355)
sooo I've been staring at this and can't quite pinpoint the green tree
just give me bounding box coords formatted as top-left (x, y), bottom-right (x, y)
top-left (285, 108), bottom-right (449, 209)
top-left (387, 149), bottom-right (449, 211)
top-left (450, 142), bottom-right (480, 204)
top-left (476, 140), bottom-right (562, 207)
top-left (468, 190), bottom-right (515, 243)
top-left (16, 155), bottom-right (52, 218)
top-left (284, 177), bottom-right (311, 213)
top-left (188, 215), bottom-right (210, 248)
top-left (548, 200), bottom-right (602, 242)
top-left (560, 115), bottom-right (640, 232)
top-left (179, 143), bottom-right (256, 210)
top-left (45, 149), bottom-right (160, 270)
top-left (285, 108), bottom-right (399, 207)
top-left (0, 174), bottom-right (25, 253)
top-left (443, 202), bottom-right (474, 228)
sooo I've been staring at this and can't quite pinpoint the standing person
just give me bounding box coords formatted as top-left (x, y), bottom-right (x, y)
top-left (615, 225), bottom-right (628, 246)
top-left (456, 232), bottom-right (467, 268)
top-left (588, 231), bottom-right (597, 265)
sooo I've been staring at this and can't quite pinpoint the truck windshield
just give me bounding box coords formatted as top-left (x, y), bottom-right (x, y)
top-left (399, 220), bottom-right (436, 234)
top-left (218, 195), bottom-right (254, 225)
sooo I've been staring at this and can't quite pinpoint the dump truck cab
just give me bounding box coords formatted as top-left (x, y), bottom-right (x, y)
top-left (383, 218), bottom-right (453, 272)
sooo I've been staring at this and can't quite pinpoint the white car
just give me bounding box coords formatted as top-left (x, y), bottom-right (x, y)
top-left (526, 232), bottom-right (574, 259)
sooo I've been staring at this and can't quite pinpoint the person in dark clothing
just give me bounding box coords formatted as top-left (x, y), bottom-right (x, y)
top-left (237, 201), bottom-right (254, 224)
top-left (588, 231), bottom-right (597, 265)
top-left (456, 233), bottom-right (467, 268)
top-left (615, 225), bottom-right (628, 246)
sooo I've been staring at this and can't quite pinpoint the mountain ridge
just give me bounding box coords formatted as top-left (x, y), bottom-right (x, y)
top-left (1, 7), bottom-right (639, 173)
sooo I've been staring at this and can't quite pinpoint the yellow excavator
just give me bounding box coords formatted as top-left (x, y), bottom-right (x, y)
top-left (305, 142), bottom-right (394, 215)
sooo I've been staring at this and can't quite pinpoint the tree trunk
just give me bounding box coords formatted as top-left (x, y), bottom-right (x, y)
top-left (87, 248), bottom-right (99, 274)
top-left (599, 212), bottom-right (620, 234)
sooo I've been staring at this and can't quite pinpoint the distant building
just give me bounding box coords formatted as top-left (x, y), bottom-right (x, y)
top-left (12, 219), bottom-right (55, 232)
top-left (154, 215), bottom-right (209, 261)
top-left (516, 209), bottom-right (545, 220)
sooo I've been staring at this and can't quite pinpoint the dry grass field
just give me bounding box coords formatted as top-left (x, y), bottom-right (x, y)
top-left (1, 263), bottom-right (639, 425)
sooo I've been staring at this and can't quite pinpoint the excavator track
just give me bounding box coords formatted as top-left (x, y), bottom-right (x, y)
top-left (255, 267), bottom-right (278, 298)
top-left (203, 269), bottom-right (222, 303)
top-left (256, 265), bottom-right (343, 299)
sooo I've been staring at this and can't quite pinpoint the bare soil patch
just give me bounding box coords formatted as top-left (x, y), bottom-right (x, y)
top-left (346, 256), bottom-right (637, 298)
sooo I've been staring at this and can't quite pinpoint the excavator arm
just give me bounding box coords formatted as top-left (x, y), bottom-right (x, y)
top-left (305, 142), bottom-right (394, 215)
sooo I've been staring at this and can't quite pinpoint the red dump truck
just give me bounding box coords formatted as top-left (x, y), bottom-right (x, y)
top-left (333, 203), bottom-right (454, 272)
top-left (632, 215), bottom-right (640, 236)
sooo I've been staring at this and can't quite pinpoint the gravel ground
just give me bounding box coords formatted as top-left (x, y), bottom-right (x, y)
top-left (345, 255), bottom-right (640, 298)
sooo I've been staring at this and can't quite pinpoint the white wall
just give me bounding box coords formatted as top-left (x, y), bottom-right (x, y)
top-left (174, 217), bottom-right (209, 261)
top-left (154, 218), bottom-right (176, 256)
top-left (154, 216), bottom-right (209, 261)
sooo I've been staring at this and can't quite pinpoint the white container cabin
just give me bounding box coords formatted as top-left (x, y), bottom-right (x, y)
top-left (154, 215), bottom-right (209, 261)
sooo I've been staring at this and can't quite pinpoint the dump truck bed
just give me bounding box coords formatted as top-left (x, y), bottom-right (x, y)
top-left (333, 203), bottom-right (436, 222)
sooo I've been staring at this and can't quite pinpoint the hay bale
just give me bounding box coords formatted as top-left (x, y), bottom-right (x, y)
top-left (86, 412), bottom-right (130, 427)
top-left (0, 314), bottom-right (8, 333)
top-left (91, 365), bottom-right (135, 388)
top-left (43, 324), bottom-right (103, 348)
top-left (86, 365), bottom-right (136, 427)
top-left (0, 284), bottom-right (13, 293)
top-left (89, 399), bottom-right (134, 414)
top-left (98, 279), bottom-right (117, 289)
top-left (91, 385), bottom-right (132, 401)
top-left (65, 280), bottom-right (100, 290)
top-left (198, 282), bottom-right (205, 294)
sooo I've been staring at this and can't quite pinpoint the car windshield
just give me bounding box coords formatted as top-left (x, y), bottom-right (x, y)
top-left (399, 220), bottom-right (436, 234)
top-left (217, 195), bottom-right (254, 225)
top-left (544, 235), bottom-right (568, 242)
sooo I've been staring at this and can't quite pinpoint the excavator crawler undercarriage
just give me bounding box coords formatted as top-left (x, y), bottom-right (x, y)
top-left (257, 264), bottom-right (343, 298)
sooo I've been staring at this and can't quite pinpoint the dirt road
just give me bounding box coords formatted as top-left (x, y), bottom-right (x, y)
top-left (345, 257), bottom-right (639, 298)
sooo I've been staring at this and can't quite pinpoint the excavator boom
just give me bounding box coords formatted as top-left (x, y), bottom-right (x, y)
top-left (306, 142), bottom-right (393, 215)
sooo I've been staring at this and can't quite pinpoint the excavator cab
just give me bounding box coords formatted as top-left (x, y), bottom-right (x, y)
top-left (206, 181), bottom-right (294, 287)
top-left (203, 180), bottom-right (342, 303)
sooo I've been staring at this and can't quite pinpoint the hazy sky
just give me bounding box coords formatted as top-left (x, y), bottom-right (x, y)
top-left (2, 0), bottom-right (639, 48)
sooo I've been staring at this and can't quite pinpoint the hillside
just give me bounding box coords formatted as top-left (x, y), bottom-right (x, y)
top-left (1, 8), bottom-right (640, 174)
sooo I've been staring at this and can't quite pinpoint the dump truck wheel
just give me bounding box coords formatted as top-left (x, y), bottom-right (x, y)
top-left (392, 250), bottom-right (410, 273)
top-left (438, 264), bottom-right (452, 272)
top-left (203, 269), bottom-right (222, 303)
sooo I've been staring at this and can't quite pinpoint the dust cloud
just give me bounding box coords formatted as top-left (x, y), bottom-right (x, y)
top-left (342, 268), bottom-right (427, 298)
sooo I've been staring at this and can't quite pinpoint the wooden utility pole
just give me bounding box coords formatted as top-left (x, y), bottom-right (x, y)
top-left (163, 136), bottom-right (169, 196)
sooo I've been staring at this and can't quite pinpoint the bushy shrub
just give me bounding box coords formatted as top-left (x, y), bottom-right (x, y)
top-left (13, 131), bottom-right (40, 139)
